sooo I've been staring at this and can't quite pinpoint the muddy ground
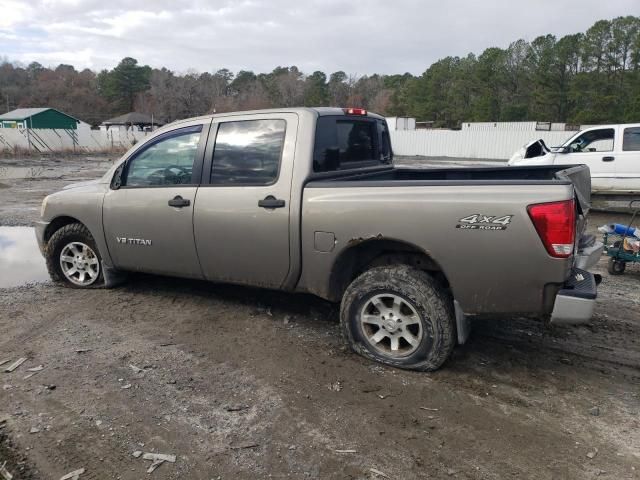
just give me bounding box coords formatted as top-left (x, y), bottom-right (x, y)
top-left (0, 156), bottom-right (118, 226)
top-left (0, 156), bottom-right (638, 479)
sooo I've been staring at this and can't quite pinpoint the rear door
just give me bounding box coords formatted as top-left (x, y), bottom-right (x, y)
top-left (559, 127), bottom-right (616, 191)
top-left (103, 122), bottom-right (208, 278)
top-left (193, 113), bottom-right (298, 288)
top-left (614, 125), bottom-right (640, 192)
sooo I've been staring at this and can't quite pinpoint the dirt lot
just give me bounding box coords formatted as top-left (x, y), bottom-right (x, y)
top-left (0, 156), bottom-right (639, 479)
top-left (0, 156), bottom-right (118, 226)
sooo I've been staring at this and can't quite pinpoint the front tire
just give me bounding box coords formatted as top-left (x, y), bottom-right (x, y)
top-left (340, 265), bottom-right (456, 371)
top-left (45, 223), bottom-right (104, 288)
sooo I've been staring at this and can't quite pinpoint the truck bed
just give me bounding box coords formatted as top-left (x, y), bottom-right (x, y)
top-left (306, 164), bottom-right (592, 216)
top-left (307, 164), bottom-right (588, 186)
top-left (299, 163), bottom-right (592, 314)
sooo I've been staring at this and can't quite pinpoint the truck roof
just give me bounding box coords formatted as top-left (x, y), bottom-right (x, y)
top-left (166, 107), bottom-right (385, 129)
top-left (580, 123), bottom-right (640, 129)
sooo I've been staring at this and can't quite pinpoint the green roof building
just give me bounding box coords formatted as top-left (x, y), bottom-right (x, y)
top-left (0, 108), bottom-right (82, 130)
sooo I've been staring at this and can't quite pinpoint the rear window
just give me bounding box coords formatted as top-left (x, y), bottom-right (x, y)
top-left (313, 116), bottom-right (392, 173)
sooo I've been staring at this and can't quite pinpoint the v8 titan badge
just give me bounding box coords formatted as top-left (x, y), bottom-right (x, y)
top-left (456, 214), bottom-right (513, 231)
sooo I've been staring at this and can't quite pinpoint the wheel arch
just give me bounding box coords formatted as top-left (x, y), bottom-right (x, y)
top-left (44, 215), bottom-right (87, 244)
top-left (327, 237), bottom-right (451, 302)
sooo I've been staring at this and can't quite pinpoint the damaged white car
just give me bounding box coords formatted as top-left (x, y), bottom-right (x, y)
top-left (509, 124), bottom-right (640, 194)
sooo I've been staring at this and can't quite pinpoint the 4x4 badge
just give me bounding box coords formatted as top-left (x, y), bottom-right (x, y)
top-left (456, 214), bottom-right (513, 231)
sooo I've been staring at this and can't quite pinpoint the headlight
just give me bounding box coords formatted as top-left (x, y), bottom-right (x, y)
top-left (40, 195), bottom-right (49, 218)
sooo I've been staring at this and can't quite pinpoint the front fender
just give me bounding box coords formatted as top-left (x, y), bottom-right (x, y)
top-left (40, 184), bottom-right (112, 268)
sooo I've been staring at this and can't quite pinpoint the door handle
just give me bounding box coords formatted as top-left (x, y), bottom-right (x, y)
top-left (258, 195), bottom-right (286, 209)
top-left (168, 195), bottom-right (191, 208)
top-left (602, 156), bottom-right (615, 162)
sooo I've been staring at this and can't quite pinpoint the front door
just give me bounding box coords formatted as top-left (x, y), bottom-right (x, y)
top-left (560, 127), bottom-right (617, 191)
top-left (193, 113), bottom-right (298, 288)
top-left (103, 123), bottom-right (207, 278)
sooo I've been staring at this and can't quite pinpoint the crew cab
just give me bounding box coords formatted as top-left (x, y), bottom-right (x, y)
top-left (509, 123), bottom-right (640, 194)
top-left (36, 107), bottom-right (603, 371)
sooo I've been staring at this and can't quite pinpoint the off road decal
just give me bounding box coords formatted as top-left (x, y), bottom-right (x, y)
top-left (456, 214), bottom-right (513, 231)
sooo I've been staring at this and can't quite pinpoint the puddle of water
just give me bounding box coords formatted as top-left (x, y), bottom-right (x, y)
top-left (0, 227), bottom-right (50, 287)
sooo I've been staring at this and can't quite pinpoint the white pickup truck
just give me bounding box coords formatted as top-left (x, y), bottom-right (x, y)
top-left (509, 124), bottom-right (640, 194)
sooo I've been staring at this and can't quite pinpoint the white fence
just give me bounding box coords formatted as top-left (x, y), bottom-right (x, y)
top-left (0, 126), bottom-right (150, 153)
top-left (390, 129), bottom-right (577, 160)
top-left (0, 123), bottom-right (577, 160)
top-left (460, 121), bottom-right (570, 132)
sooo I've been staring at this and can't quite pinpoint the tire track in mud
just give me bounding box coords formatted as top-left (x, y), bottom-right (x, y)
top-left (471, 316), bottom-right (640, 372)
top-left (1, 264), bottom-right (640, 478)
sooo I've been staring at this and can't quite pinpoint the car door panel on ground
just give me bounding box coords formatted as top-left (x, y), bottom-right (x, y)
top-left (193, 113), bottom-right (298, 288)
top-left (103, 122), bottom-right (209, 278)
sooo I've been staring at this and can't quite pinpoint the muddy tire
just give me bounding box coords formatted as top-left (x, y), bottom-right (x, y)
top-left (340, 265), bottom-right (456, 371)
top-left (45, 223), bottom-right (104, 288)
top-left (607, 257), bottom-right (626, 275)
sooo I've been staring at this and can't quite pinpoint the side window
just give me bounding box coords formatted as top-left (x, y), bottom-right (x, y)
top-left (123, 127), bottom-right (201, 187)
top-left (210, 119), bottom-right (286, 185)
top-left (623, 127), bottom-right (640, 151)
top-left (568, 128), bottom-right (614, 153)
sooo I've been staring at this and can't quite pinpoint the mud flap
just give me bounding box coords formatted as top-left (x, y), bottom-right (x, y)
top-left (102, 262), bottom-right (127, 288)
top-left (454, 300), bottom-right (471, 344)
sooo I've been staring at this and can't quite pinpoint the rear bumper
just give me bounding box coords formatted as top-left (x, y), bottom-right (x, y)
top-left (550, 268), bottom-right (599, 324)
top-left (574, 239), bottom-right (604, 270)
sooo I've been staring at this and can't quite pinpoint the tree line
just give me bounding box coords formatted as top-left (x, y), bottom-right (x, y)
top-left (0, 16), bottom-right (638, 127)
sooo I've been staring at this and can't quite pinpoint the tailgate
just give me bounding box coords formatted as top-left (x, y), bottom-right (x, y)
top-left (554, 164), bottom-right (603, 270)
top-left (554, 164), bottom-right (591, 215)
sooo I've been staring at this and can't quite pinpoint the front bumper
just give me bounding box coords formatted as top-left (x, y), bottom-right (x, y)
top-left (34, 220), bottom-right (49, 256)
top-left (550, 267), bottom-right (600, 324)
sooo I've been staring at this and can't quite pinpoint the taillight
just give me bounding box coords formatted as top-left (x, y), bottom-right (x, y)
top-left (527, 199), bottom-right (576, 258)
top-left (343, 107), bottom-right (367, 115)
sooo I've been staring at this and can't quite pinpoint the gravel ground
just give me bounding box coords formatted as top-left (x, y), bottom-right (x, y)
top-left (0, 155), bottom-right (638, 479)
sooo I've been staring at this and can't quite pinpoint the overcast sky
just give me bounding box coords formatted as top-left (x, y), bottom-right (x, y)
top-left (0, 0), bottom-right (638, 75)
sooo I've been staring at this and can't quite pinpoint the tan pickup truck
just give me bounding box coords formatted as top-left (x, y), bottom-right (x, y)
top-left (36, 107), bottom-right (603, 371)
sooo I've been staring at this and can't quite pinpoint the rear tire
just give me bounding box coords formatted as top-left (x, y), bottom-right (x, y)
top-left (45, 223), bottom-right (104, 288)
top-left (607, 257), bottom-right (626, 275)
top-left (340, 265), bottom-right (455, 371)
